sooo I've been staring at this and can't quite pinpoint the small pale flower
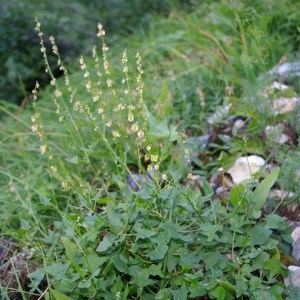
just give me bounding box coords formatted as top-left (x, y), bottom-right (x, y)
top-left (50, 166), bottom-right (57, 174)
top-left (128, 112), bottom-right (134, 122)
top-left (184, 148), bottom-right (190, 154)
top-left (146, 145), bottom-right (151, 151)
top-left (119, 103), bottom-right (125, 110)
top-left (151, 154), bottom-right (158, 162)
top-left (98, 108), bottom-right (104, 114)
top-left (40, 145), bottom-right (46, 155)
top-left (92, 46), bottom-right (97, 58)
top-left (122, 50), bottom-right (128, 64)
top-left (97, 23), bottom-right (105, 37)
top-left (31, 124), bottom-right (38, 132)
top-left (79, 56), bottom-right (85, 68)
top-left (55, 89), bottom-right (62, 97)
top-left (154, 163), bottom-right (160, 170)
top-left (137, 130), bottom-right (144, 139)
top-left (187, 173), bottom-right (193, 179)
top-left (147, 165), bottom-right (153, 171)
top-left (86, 81), bottom-right (91, 91)
top-left (31, 113), bottom-right (39, 122)
top-left (112, 131), bottom-right (120, 138)
top-left (106, 121), bottom-right (112, 127)
top-left (102, 45), bottom-right (109, 52)
top-left (61, 180), bottom-right (68, 189)
top-left (131, 123), bottom-right (138, 132)
top-left (162, 174), bottom-right (167, 181)
top-left (106, 79), bottom-right (113, 87)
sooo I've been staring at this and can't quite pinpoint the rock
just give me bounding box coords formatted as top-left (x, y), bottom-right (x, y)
top-left (266, 61), bottom-right (300, 78)
top-left (260, 81), bottom-right (300, 115)
top-left (272, 96), bottom-right (300, 115)
top-left (269, 189), bottom-right (295, 201)
top-left (284, 266), bottom-right (300, 288)
top-left (292, 228), bottom-right (300, 244)
top-left (227, 155), bottom-right (265, 184)
top-left (293, 239), bottom-right (300, 265)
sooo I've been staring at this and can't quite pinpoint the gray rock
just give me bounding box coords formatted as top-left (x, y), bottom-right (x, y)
top-left (284, 266), bottom-right (300, 288)
top-left (292, 239), bottom-right (300, 265)
top-left (292, 227), bottom-right (300, 244)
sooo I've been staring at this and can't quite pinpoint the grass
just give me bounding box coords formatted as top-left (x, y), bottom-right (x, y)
top-left (0, 1), bottom-right (300, 299)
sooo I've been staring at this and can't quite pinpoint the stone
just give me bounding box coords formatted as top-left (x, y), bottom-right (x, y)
top-left (284, 266), bottom-right (300, 288)
top-left (292, 228), bottom-right (300, 244)
top-left (227, 155), bottom-right (265, 184)
top-left (292, 239), bottom-right (300, 265)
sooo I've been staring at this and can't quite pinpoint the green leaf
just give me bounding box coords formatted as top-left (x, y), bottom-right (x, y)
top-left (169, 169), bottom-right (183, 182)
top-left (252, 251), bottom-right (270, 271)
top-left (81, 253), bottom-right (108, 273)
top-left (166, 243), bottom-right (181, 273)
top-left (61, 237), bottom-right (84, 275)
top-left (264, 249), bottom-right (283, 278)
top-left (96, 236), bottom-right (112, 252)
top-left (44, 262), bottom-right (70, 281)
top-left (50, 288), bottom-right (71, 300)
top-left (28, 268), bottom-right (45, 289)
top-left (130, 269), bottom-right (153, 287)
top-left (147, 112), bottom-right (179, 142)
top-left (264, 214), bottom-right (288, 229)
top-left (252, 169), bottom-right (279, 211)
top-left (248, 225), bottom-right (272, 246)
top-left (230, 184), bottom-right (246, 207)
top-left (107, 204), bottom-right (123, 231)
top-left (135, 228), bottom-right (157, 241)
top-left (179, 249), bottom-right (200, 268)
top-left (202, 251), bottom-right (218, 269)
top-left (78, 278), bottom-right (92, 288)
top-left (161, 221), bottom-right (192, 242)
top-left (171, 284), bottom-right (188, 300)
top-left (147, 241), bottom-right (168, 260)
top-left (147, 263), bottom-right (164, 277)
top-left (111, 254), bottom-right (131, 275)
top-left (211, 286), bottom-right (226, 300)
top-left (218, 281), bottom-right (237, 295)
top-left (200, 223), bottom-right (223, 242)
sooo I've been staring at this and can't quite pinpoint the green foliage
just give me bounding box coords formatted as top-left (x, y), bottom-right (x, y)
top-left (28, 172), bottom-right (289, 299)
top-left (0, 0), bottom-right (182, 105)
